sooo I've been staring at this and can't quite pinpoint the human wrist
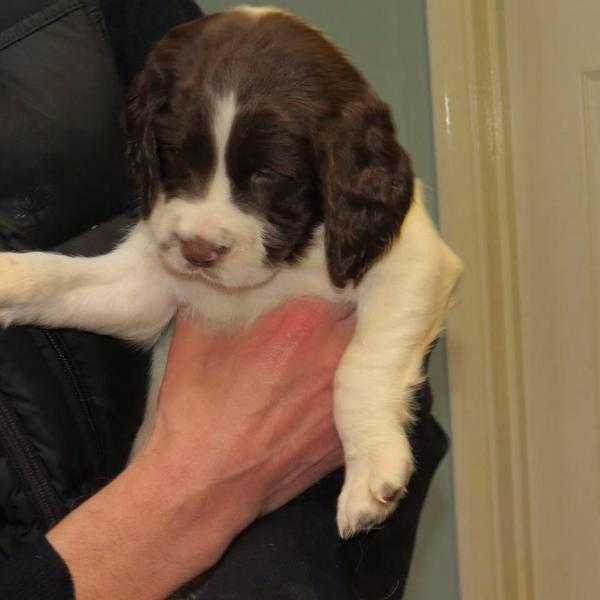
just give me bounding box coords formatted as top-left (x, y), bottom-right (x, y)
top-left (47, 444), bottom-right (250, 599)
top-left (136, 440), bottom-right (256, 552)
top-left (143, 412), bottom-right (271, 532)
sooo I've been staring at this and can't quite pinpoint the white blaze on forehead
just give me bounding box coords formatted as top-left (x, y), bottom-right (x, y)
top-left (170, 91), bottom-right (242, 245)
top-left (208, 91), bottom-right (237, 205)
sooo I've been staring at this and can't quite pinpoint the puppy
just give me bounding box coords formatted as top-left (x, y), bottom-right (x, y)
top-left (0, 6), bottom-right (462, 538)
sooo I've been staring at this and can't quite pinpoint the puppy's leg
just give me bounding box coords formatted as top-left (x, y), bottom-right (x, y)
top-left (335, 188), bottom-right (463, 538)
top-left (0, 224), bottom-right (175, 345)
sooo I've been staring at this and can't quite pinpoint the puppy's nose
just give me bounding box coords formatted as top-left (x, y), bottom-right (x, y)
top-left (180, 237), bottom-right (229, 267)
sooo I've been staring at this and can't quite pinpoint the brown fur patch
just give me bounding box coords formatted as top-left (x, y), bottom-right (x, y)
top-left (122, 9), bottom-right (414, 284)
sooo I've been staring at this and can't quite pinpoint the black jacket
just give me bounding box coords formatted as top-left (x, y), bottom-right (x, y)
top-left (0, 2), bottom-right (448, 598)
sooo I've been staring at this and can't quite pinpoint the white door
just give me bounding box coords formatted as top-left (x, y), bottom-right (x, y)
top-left (505, 1), bottom-right (600, 598)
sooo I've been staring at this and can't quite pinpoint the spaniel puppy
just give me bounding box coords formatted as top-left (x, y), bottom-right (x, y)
top-left (0, 6), bottom-right (462, 537)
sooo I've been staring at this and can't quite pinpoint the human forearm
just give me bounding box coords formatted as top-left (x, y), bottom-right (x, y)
top-left (46, 446), bottom-right (248, 600)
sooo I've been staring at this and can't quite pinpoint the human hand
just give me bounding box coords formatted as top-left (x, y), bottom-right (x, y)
top-left (47, 298), bottom-right (355, 600)
top-left (144, 298), bottom-right (355, 525)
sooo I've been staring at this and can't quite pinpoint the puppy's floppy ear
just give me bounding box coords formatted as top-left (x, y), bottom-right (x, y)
top-left (318, 94), bottom-right (414, 288)
top-left (122, 63), bottom-right (169, 216)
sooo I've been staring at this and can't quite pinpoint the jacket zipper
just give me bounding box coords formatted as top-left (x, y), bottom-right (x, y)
top-left (42, 330), bottom-right (105, 473)
top-left (0, 394), bottom-right (64, 529)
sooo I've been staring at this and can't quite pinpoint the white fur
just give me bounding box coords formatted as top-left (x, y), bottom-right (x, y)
top-left (0, 180), bottom-right (462, 536)
top-left (334, 186), bottom-right (463, 536)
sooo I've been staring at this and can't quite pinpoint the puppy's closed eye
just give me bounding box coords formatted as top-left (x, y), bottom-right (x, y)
top-left (251, 168), bottom-right (279, 185)
top-left (250, 168), bottom-right (296, 188)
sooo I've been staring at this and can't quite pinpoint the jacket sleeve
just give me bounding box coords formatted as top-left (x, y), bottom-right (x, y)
top-left (0, 537), bottom-right (74, 600)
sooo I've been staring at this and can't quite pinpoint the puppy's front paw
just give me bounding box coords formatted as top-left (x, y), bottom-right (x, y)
top-left (0, 254), bottom-right (23, 326)
top-left (0, 253), bottom-right (45, 328)
top-left (336, 431), bottom-right (414, 538)
top-left (0, 252), bottom-right (48, 308)
top-left (0, 253), bottom-right (28, 306)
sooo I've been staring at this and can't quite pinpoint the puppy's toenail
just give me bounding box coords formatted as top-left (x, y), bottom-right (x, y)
top-left (379, 483), bottom-right (401, 503)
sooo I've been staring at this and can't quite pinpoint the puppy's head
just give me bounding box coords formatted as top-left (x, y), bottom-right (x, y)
top-left (124, 6), bottom-right (413, 289)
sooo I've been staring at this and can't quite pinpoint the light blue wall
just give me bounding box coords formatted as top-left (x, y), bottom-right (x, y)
top-left (197, 3), bottom-right (460, 598)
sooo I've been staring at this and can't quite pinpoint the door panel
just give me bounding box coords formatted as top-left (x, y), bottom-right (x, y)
top-left (505, 1), bottom-right (600, 597)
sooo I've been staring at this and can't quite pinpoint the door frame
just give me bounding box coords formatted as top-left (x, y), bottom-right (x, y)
top-left (426, 2), bottom-right (534, 599)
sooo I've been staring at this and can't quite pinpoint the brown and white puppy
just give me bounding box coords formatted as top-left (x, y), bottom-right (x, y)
top-left (0, 6), bottom-right (462, 537)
